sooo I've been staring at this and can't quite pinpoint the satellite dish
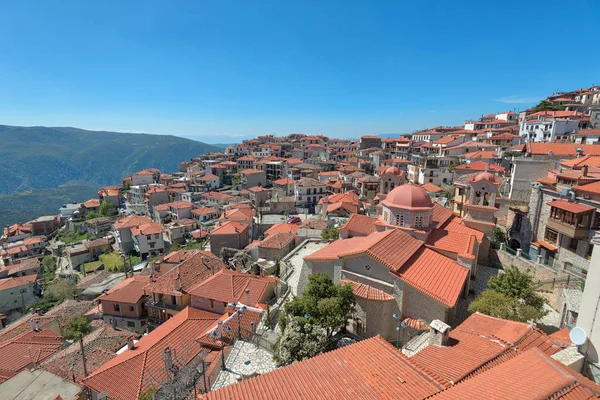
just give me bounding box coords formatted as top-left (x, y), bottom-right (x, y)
top-left (570, 327), bottom-right (587, 346)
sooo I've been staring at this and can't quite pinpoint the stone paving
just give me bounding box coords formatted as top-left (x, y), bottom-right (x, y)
top-left (454, 264), bottom-right (501, 325)
top-left (211, 340), bottom-right (277, 390)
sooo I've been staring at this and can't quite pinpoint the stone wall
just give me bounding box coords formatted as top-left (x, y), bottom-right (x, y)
top-left (496, 248), bottom-right (571, 282)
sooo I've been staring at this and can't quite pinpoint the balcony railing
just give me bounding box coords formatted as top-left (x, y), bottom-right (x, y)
top-left (546, 219), bottom-right (590, 239)
top-left (146, 298), bottom-right (182, 311)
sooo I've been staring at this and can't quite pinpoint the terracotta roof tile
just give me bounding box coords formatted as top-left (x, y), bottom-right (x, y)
top-left (0, 328), bottom-right (63, 379)
top-left (575, 180), bottom-right (600, 195)
top-left (98, 276), bottom-right (149, 304)
top-left (41, 324), bottom-right (135, 383)
top-left (189, 269), bottom-right (277, 306)
top-left (547, 199), bottom-right (595, 214)
top-left (526, 143), bottom-right (600, 156)
top-left (144, 251), bottom-right (225, 296)
top-left (341, 280), bottom-right (394, 301)
top-left (429, 348), bottom-right (600, 400)
top-left (210, 221), bottom-right (249, 235)
top-left (258, 231), bottom-right (295, 250)
top-left (264, 223), bottom-right (300, 236)
top-left (83, 307), bottom-right (220, 400)
top-left (201, 335), bottom-right (443, 400)
top-left (114, 215), bottom-right (152, 230)
top-left (338, 214), bottom-right (378, 237)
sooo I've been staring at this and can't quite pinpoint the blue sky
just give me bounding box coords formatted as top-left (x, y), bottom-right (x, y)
top-left (0, 1), bottom-right (598, 143)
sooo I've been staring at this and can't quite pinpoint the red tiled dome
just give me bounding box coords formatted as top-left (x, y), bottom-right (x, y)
top-left (384, 166), bottom-right (402, 175)
top-left (473, 171), bottom-right (496, 183)
top-left (382, 184), bottom-right (433, 210)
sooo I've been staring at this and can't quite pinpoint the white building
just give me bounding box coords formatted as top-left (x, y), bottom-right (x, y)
top-left (519, 119), bottom-right (579, 142)
top-left (294, 178), bottom-right (326, 208)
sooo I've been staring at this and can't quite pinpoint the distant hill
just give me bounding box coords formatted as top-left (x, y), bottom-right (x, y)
top-left (0, 125), bottom-right (221, 195)
top-left (0, 185), bottom-right (99, 228)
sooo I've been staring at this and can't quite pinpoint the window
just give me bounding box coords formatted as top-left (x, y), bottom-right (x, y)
top-left (150, 243), bottom-right (155, 249)
top-left (569, 238), bottom-right (578, 251)
top-left (223, 302), bottom-right (227, 308)
top-left (154, 234), bottom-right (159, 239)
top-left (114, 304), bottom-right (120, 312)
top-left (443, 178), bottom-right (447, 183)
top-left (129, 306), bottom-right (134, 311)
top-left (544, 228), bottom-right (558, 244)
top-left (429, 179), bottom-right (433, 183)
top-left (146, 235), bottom-right (151, 240)
top-left (298, 196), bottom-right (302, 200)
top-left (210, 299), bottom-right (215, 308)
top-left (127, 321), bottom-right (135, 328)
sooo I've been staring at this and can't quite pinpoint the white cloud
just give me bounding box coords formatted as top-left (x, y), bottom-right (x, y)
top-left (494, 95), bottom-right (539, 104)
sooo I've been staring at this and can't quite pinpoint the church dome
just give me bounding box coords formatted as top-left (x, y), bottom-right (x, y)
top-left (384, 166), bottom-right (402, 175)
top-left (473, 171), bottom-right (496, 183)
top-left (382, 184), bottom-right (433, 210)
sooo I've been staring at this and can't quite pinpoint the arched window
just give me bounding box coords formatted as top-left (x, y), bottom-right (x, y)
top-left (390, 183), bottom-right (395, 190)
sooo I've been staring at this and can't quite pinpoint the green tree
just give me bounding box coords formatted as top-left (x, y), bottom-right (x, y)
top-left (492, 227), bottom-right (507, 246)
top-left (63, 316), bottom-right (92, 340)
top-left (85, 211), bottom-right (99, 220)
top-left (320, 227), bottom-right (339, 241)
top-left (138, 387), bottom-right (158, 400)
top-left (487, 266), bottom-right (546, 310)
top-left (274, 319), bottom-right (328, 365)
top-left (99, 201), bottom-right (115, 217)
top-left (45, 278), bottom-right (78, 301)
top-left (530, 99), bottom-right (565, 113)
top-left (468, 290), bottom-right (547, 323)
top-left (123, 180), bottom-right (132, 190)
top-left (42, 255), bottom-right (56, 275)
top-left (469, 266), bottom-right (547, 322)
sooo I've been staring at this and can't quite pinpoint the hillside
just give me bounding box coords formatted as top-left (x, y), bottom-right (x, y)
top-left (0, 185), bottom-right (99, 228)
top-left (0, 125), bottom-right (221, 195)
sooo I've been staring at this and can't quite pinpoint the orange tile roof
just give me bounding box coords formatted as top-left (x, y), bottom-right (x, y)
top-left (201, 191), bottom-right (234, 200)
top-left (0, 274), bottom-right (38, 291)
top-left (98, 276), bottom-right (149, 304)
top-left (0, 328), bottom-right (63, 381)
top-left (144, 251), bottom-right (225, 296)
top-left (429, 348), bottom-right (600, 400)
top-left (83, 307), bottom-right (220, 400)
top-left (113, 215), bottom-right (152, 230)
top-left (526, 143), bottom-right (600, 156)
top-left (191, 207), bottom-right (218, 216)
top-left (341, 280), bottom-right (394, 301)
top-left (306, 229), bottom-right (468, 307)
top-left (338, 214), bottom-right (378, 237)
top-left (462, 150), bottom-right (499, 160)
top-left (426, 230), bottom-right (476, 257)
top-left (397, 246), bottom-right (468, 307)
top-left (189, 269), bottom-right (277, 306)
top-left (210, 221), bottom-right (249, 235)
top-left (258, 231), bottom-right (296, 250)
top-left (162, 249), bottom-right (202, 264)
top-left (410, 312), bottom-right (566, 388)
top-left (547, 199), bottom-right (595, 214)
top-left (41, 323), bottom-right (135, 384)
top-left (264, 223), bottom-right (300, 236)
top-left (421, 183), bottom-right (444, 193)
top-left (239, 168), bottom-right (263, 175)
top-left (272, 177), bottom-right (295, 186)
top-left (130, 222), bottom-right (162, 236)
top-left (201, 335), bottom-right (443, 400)
top-left (439, 219), bottom-right (484, 242)
top-left (561, 155), bottom-right (600, 168)
top-left (575, 180), bottom-right (600, 195)
top-left (83, 198), bottom-right (101, 208)
top-left (454, 160), bottom-right (505, 173)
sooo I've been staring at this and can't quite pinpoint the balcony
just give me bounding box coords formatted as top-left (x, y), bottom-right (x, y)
top-left (546, 219), bottom-right (590, 239)
top-left (146, 298), bottom-right (182, 311)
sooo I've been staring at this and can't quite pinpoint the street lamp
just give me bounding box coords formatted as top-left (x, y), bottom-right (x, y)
top-left (210, 321), bottom-right (227, 371)
top-left (393, 314), bottom-right (400, 347)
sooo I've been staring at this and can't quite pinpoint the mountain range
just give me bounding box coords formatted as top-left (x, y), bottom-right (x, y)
top-left (0, 124), bottom-right (221, 227)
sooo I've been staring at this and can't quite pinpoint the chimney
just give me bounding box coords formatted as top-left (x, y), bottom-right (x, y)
top-left (162, 347), bottom-right (173, 371)
top-left (428, 320), bottom-right (451, 347)
top-left (245, 288), bottom-right (250, 305)
top-left (582, 165), bottom-right (589, 177)
top-left (174, 274), bottom-right (182, 291)
top-left (127, 335), bottom-right (136, 350)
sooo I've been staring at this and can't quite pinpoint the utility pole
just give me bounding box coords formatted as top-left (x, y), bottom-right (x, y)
top-left (79, 335), bottom-right (89, 377)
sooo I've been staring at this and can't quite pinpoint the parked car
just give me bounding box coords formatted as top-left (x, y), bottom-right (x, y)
top-left (287, 216), bottom-right (301, 224)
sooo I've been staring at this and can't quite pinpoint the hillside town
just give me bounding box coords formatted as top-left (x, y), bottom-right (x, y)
top-left (3, 86), bottom-right (600, 399)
